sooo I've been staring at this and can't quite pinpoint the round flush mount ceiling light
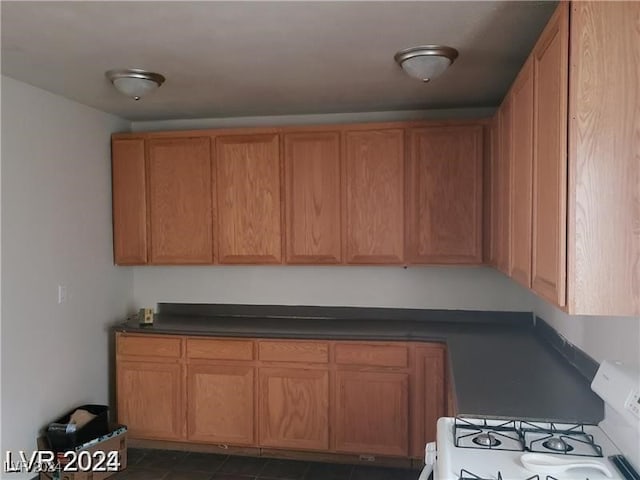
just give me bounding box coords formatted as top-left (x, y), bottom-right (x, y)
top-left (105, 69), bottom-right (165, 100)
top-left (394, 45), bottom-right (459, 83)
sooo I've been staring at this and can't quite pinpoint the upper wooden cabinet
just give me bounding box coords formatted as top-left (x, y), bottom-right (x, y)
top-left (531, 2), bottom-right (568, 307)
top-left (147, 137), bottom-right (213, 264)
top-left (509, 59), bottom-right (535, 289)
top-left (496, 96), bottom-right (513, 275)
top-left (567, 2), bottom-right (639, 316)
top-left (284, 132), bottom-right (341, 264)
top-left (112, 138), bottom-right (147, 265)
top-left (343, 129), bottom-right (405, 264)
top-left (406, 125), bottom-right (483, 264)
top-left (215, 134), bottom-right (282, 264)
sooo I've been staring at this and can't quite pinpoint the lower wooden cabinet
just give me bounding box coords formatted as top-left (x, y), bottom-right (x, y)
top-left (116, 333), bottom-right (445, 460)
top-left (334, 370), bottom-right (409, 457)
top-left (116, 360), bottom-right (185, 441)
top-left (258, 367), bottom-right (329, 450)
top-left (187, 364), bottom-right (254, 444)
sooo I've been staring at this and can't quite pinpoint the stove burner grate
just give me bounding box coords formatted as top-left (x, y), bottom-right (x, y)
top-left (520, 421), bottom-right (603, 457)
top-left (454, 417), bottom-right (524, 452)
top-left (458, 470), bottom-right (552, 480)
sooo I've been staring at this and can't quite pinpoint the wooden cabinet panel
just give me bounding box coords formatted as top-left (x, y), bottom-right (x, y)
top-left (532, 3), bottom-right (568, 306)
top-left (117, 361), bottom-right (184, 440)
top-left (509, 59), bottom-right (535, 288)
top-left (334, 370), bottom-right (409, 456)
top-left (343, 129), bottom-right (404, 264)
top-left (411, 345), bottom-right (445, 458)
top-left (117, 335), bottom-right (182, 359)
top-left (496, 97), bottom-right (513, 274)
top-left (488, 115), bottom-right (500, 266)
top-left (334, 343), bottom-right (408, 368)
top-left (148, 137), bottom-right (213, 264)
top-left (568, 2), bottom-right (640, 316)
top-left (259, 368), bottom-right (329, 451)
top-left (216, 134), bottom-right (282, 264)
top-left (187, 364), bottom-right (254, 444)
top-left (258, 341), bottom-right (329, 364)
top-left (186, 338), bottom-right (254, 361)
top-left (406, 126), bottom-right (483, 264)
top-left (284, 132), bottom-right (341, 264)
top-left (112, 138), bottom-right (147, 265)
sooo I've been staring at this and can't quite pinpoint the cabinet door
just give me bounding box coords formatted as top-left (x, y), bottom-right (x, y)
top-left (343, 129), bottom-right (404, 264)
top-left (488, 115), bottom-right (500, 266)
top-left (216, 134), bottom-right (282, 264)
top-left (334, 370), bottom-right (409, 456)
top-left (147, 137), bottom-right (213, 264)
top-left (187, 364), bottom-right (254, 445)
top-left (112, 138), bottom-right (147, 265)
top-left (284, 132), bottom-right (341, 264)
top-left (117, 361), bottom-right (184, 440)
top-left (532, 2), bottom-right (568, 306)
top-left (406, 126), bottom-right (483, 264)
top-left (411, 345), bottom-right (445, 458)
top-left (259, 367), bottom-right (329, 451)
top-left (509, 59), bottom-right (535, 288)
top-left (496, 97), bottom-right (513, 275)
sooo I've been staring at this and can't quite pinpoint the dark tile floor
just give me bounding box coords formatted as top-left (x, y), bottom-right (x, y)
top-left (113, 448), bottom-right (419, 480)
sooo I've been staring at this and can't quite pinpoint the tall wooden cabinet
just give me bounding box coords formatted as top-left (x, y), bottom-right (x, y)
top-left (111, 138), bottom-right (147, 265)
top-left (215, 134), bottom-right (282, 264)
top-left (531, 3), bottom-right (568, 307)
top-left (147, 137), bottom-right (213, 264)
top-left (406, 125), bottom-right (483, 264)
top-left (343, 129), bottom-right (405, 264)
top-left (509, 59), bottom-right (535, 288)
top-left (284, 132), bottom-right (342, 264)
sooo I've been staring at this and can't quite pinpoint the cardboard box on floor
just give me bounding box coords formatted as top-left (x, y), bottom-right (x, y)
top-left (38, 424), bottom-right (127, 480)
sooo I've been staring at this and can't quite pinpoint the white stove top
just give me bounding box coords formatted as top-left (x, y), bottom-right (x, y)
top-left (435, 417), bottom-right (623, 480)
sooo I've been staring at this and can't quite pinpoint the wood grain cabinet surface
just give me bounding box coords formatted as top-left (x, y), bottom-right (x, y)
top-left (496, 96), bottom-right (513, 275)
top-left (216, 134), bottom-right (282, 264)
top-left (343, 129), bottom-right (405, 264)
top-left (406, 126), bottom-right (483, 264)
top-left (116, 334), bottom-right (445, 460)
top-left (112, 138), bottom-right (147, 265)
top-left (259, 367), bottom-right (329, 451)
top-left (284, 132), bottom-right (342, 264)
top-left (147, 137), bottom-right (213, 264)
top-left (509, 58), bottom-right (535, 289)
top-left (531, 2), bottom-right (568, 307)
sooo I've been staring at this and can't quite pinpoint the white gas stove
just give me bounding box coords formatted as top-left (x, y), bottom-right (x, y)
top-left (420, 361), bottom-right (640, 480)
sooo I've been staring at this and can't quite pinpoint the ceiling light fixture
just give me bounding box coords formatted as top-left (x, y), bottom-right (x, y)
top-left (105, 69), bottom-right (165, 100)
top-left (394, 45), bottom-right (458, 83)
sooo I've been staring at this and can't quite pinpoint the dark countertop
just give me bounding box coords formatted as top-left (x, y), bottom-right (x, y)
top-left (115, 305), bottom-right (603, 424)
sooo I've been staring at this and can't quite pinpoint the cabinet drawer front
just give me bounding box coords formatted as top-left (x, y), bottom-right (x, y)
top-left (335, 343), bottom-right (408, 368)
top-left (117, 336), bottom-right (181, 358)
top-left (187, 338), bottom-right (254, 361)
top-left (258, 341), bottom-right (329, 363)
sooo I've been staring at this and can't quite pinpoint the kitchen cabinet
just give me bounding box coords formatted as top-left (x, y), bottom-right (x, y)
top-left (334, 370), bottom-right (409, 457)
top-left (509, 58), bottom-right (535, 288)
top-left (343, 128), bottom-right (405, 264)
top-left (111, 138), bottom-right (147, 265)
top-left (487, 114), bottom-right (500, 266)
top-left (187, 364), bottom-right (254, 444)
top-left (116, 335), bottom-right (185, 440)
top-left (116, 333), bottom-right (445, 461)
top-left (147, 137), bottom-right (213, 264)
top-left (284, 131), bottom-right (342, 264)
top-left (496, 96), bottom-right (512, 275)
top-left (216, 133), bottom-right (282, 264)
top-left (258, 367), bottom-right (329, 451)
top-left (406, 125), bottom-right (483, 264)
top-left (531, 3), bottom-right (568, 307)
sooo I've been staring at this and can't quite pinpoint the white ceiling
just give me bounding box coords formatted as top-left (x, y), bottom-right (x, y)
top-left (1, 1), bottom-right (557, 121)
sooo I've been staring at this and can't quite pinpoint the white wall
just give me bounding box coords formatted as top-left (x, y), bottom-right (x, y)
top-left (132, 265), bottom-right (532, 311)
top-left (532, 296), bottom-right (640, 367)
top-left (0, 76), bottom-right (132, 477)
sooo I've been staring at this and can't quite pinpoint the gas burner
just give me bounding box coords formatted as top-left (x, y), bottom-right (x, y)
top-left (542, 437), bottom-right (573, 453)
top-left (472, 432), bottom-right (501, 447)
